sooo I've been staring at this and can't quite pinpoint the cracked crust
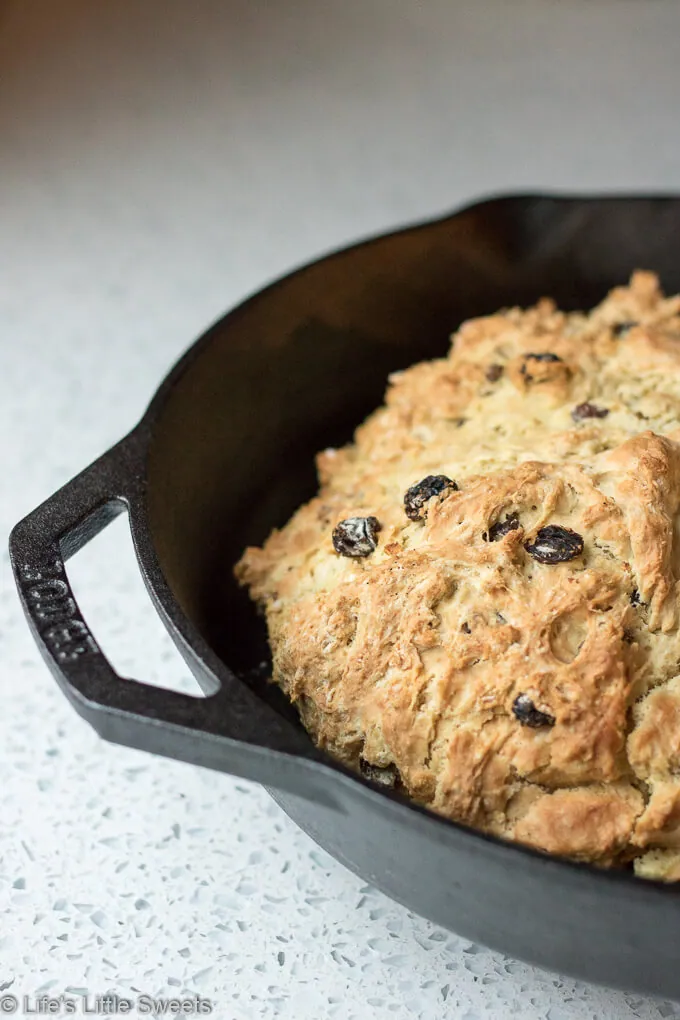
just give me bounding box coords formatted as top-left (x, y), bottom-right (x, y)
top-left (236, 271), bottom-right (680, 879)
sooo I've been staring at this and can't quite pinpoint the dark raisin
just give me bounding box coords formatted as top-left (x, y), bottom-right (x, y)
top-left (359, 759), bottom-right (399, 788)
top-left (332, 516), bottom-right (381, 558)
top-left (484, 513), bottom-right (520, 542)
top-left (528, 352), bottom-right (562, 362)
top-left (630, 588), bottom-right (642, 606)
top-left (461, 622), bottom-right (471, 634)
top-left (519, 352), bottom-right (566, 384)
top-left (612, 321), bottom-right (638, 337)
top-left (512, 694), bottom-right (555, 728)
top-left (571, 402), bottom-right (609, 422)
top-left (404, 475), bottom-right (457, 521)
top-left (485, 363), bottom-right (504, 382)
top-left (524, 525), bottom-right (584, 564)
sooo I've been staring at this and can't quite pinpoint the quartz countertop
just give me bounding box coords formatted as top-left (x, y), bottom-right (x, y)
top-left (2, 2), bottom-right (680, 1017)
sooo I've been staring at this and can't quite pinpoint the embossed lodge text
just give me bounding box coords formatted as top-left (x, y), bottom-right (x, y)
top-left (20, 559), bottom-right (98, 662)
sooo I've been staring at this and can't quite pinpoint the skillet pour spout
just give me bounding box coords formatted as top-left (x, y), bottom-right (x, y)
top-left (11, 193), bottom-right (680, 998)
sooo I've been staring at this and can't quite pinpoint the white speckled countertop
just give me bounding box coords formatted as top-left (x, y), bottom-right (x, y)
top-left (2, 2), bottom-right (680, 1017)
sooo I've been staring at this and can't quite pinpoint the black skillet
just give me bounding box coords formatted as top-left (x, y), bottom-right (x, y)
top-left (11, 194), bottom-right (680, 998)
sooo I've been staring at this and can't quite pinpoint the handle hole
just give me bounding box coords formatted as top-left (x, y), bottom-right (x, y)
top-left (65, 511), bottom-right (205, 697)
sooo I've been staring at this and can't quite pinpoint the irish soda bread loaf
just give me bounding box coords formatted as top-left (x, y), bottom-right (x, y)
top-left (236, 272), bottom-right (680, 880)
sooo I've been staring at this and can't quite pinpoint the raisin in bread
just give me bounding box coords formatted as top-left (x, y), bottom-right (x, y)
top-left (236, 271), bottom-right (680, 880)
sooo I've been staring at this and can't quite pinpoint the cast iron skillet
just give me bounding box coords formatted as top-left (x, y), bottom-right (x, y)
top-left (11, 194), bottom-right (680, 998)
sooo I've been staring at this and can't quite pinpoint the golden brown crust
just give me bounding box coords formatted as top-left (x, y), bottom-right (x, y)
top-left (634, 847), bottom-right (680, 881)
top-left (236, 271), bottom-right (680, 877)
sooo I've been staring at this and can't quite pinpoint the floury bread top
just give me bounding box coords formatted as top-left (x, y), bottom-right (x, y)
top-left (237, 272), bottom-right (680, 880)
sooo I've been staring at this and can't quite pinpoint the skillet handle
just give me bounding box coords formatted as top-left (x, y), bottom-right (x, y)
top-left (9, 434), bottom-right (338, 808)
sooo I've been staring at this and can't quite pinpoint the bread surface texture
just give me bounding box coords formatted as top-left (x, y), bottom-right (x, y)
top-left (236, 271), bottom-right (680, 879)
